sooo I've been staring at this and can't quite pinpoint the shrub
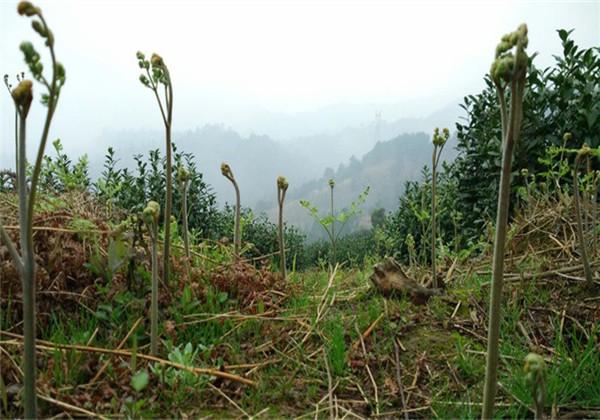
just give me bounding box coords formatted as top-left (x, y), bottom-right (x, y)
top-left (384, 30), bottom-right (600, 261)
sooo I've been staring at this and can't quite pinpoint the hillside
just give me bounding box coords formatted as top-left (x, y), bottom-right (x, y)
top-left (267, 132), bottom-right (458, 240)
top-left (5, 3), bottom-right (599, 418)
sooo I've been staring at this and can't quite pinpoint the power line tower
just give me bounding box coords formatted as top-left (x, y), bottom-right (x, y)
top-left (374, 110), bottom-right (382, 143)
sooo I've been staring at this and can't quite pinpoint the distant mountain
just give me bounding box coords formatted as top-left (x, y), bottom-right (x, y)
top-left (284, 102), bottom-right (461, 173)
top-left (87, 103), bottom-right (461, 214)
top-left (266, 132), bottom-right (458, 240)
top-left (93, 125), bottom-right (312, 210)
top-left (232, 99), bottom-right (461, 140)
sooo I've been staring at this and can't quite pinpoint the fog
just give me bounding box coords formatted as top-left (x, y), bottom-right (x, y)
top-left (1, 0), bottom-right (598, 199)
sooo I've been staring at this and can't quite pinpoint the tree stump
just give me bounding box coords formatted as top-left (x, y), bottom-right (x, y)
top-left (370, 258), bottom-right (440, 305)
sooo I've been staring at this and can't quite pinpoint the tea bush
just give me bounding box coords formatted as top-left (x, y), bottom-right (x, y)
top-left (384, 30), bottom-right (600, 260)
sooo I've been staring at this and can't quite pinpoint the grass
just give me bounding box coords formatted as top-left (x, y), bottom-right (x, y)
top-left (2, 264), bottom-right (599, 418)
top-left (1, 195), bottom-right (599, 418)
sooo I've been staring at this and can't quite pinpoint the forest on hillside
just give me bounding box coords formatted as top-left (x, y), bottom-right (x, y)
top-left (1, 2), bottom-right (599, 419)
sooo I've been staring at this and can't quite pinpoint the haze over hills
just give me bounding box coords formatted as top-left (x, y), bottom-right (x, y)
top-left (230, 98), bottom-right (459, 140)
top-left (266, 131), bottom-right (459, 240)
top-left (90, 102), bottom-right (462, 216)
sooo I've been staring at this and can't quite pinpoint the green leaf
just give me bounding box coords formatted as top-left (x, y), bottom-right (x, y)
top-left (557, 29), bottom-right (570, 43)
top-left (131, 370), bottom-right (149, 392)
top-left (217, 292), bottom-right (228, 304)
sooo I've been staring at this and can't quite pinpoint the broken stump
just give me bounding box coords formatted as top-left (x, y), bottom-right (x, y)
top-left (370, 258), bottom-right (440, 305)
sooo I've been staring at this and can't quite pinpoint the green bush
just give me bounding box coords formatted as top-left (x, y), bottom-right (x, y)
top-left (302, 229), bottom-right (382, 269)
top-left (94, 144), bottom-right (220, 238)
top-left (211, 205), bottom-right (306, 269)
top-left (383, 164), bottom-right (462, 264)
top-left (38, 139), bottom-right (91, 192)
top-left (384, 30), bottom-right (600, 260)
top-left (452, 29), bottom-right (600, 238)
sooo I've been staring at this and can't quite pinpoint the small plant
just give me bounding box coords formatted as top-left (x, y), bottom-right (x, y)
top-left (300, 180), bottom-right (369, 265)
top-left (431, 127), bottom-right (449, 288)
top-left (524, 353), bottom-right (546, 420)
top-left (221, 163), bottom-right (241, 258)
top-left (143, 201), bottom-right (161, 355)
top-left (571, 140), bottom-right (594, 288)
top-left (482, 23), bottom-right (529, 419)
top-left (0, 3), bottom-right (65, 417)
top-left (276, 176), bottom-right (289, 280)
top-left (137, 51), bottom-right (174, 284)
top-left (125, 369), bottom-right (150, 417)
top-left (150, 342), bottom-right (210, 396)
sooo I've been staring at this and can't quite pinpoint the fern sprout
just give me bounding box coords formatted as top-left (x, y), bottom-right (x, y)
top-left (572, 143), bottom-right (594, 288)
top-left (431, 127), bottom-right (449, 288)
top-left (524, 353), bottom-right (547, 420)
top-left (143, 201), bottom-right (161, 355)
top-left (0, 3), bottom-right (65, 416)
top-left (136, 50), bottom-right (174, 285)
top-left (482, 23), bottom-right (529, 419)
top-left (277, 176), bottom-right (289, 280)
top-left (177, 166), bottom-right (192, 261)
top-left (221, 163), bottom-right (241, 258)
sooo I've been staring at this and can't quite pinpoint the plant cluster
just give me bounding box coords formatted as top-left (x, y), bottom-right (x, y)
top-left (383, 29), bottom-right (600, 265)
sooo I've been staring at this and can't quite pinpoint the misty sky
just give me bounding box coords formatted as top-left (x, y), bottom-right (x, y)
top-left (1, 0), bottom-right (599, 169)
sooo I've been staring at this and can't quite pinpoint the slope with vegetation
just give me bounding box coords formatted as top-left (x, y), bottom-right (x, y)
top-left (1, 4), bottom-right (599, 418)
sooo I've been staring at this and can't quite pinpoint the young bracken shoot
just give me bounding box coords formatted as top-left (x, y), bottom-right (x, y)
top-left (137, 51), bottom-right (174, 284)
top-left (524, 353), bottom-right (547, 420)
top-left (431, 127), bottom-right (449, 288)
top-left (328, 179), bottom-right (336, 262)
top-left (0, 2), bottom-right (65, 417)
top-left (276, 176), bottom-right (289, 280)
top-left (221, 163), bottom-right (241, 258)
top-left (571, 141), bottom-right (594, 288)
top-left (482, 23), bottom-right (529, 419)
top-left (143, 201), bottom-right (161, 356)
top-left (178, 166), bottom-right (192, 261)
